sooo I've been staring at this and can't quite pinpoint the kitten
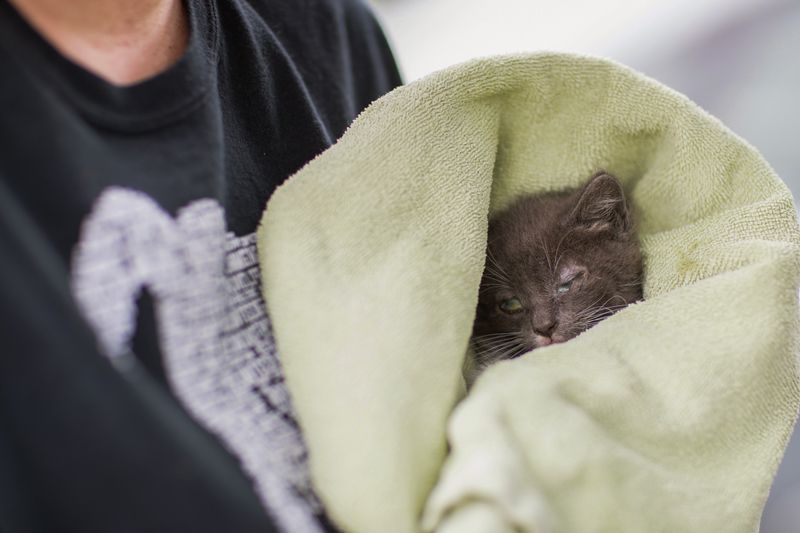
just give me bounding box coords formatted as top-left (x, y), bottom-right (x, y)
top-left (467, 171), bottom-right (643, 382)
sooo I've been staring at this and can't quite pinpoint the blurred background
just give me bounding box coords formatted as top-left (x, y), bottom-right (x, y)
top-left (369, 0), bottom-right (800, 530)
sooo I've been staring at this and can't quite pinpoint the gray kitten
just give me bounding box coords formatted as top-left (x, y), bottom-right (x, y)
top-left (466, 172), bottom-right (643, 383)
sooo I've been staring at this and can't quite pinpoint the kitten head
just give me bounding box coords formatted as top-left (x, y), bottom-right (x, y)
top-left (472, 172), bottom-right (643, 366)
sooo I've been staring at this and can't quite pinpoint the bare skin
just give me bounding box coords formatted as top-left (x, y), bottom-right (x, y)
top-left (8, 0), bottom-right (189, 86)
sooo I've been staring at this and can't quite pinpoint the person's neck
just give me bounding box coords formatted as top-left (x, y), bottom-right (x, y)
top-left (8, 0), bottom-right (189, 86)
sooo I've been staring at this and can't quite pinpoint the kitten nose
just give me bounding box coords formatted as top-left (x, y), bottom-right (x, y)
top-left (533, 318), bottom-right (557, 337)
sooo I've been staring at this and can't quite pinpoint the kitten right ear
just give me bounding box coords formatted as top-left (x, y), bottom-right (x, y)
top-left (569, 172), bottom-right (631, 234)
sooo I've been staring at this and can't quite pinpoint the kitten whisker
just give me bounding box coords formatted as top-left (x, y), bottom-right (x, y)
top-left (572, 293), bottom-right (611, 319)
top-left (479, 286), bottom-right (509, 295)
top-left (473, 331), bottom-right (522, 340)
top-left (580, 294), bottom-right (628, 316)
top-left (538, 234), bottom-right (554, 273)
top-left (479, 280), bottom-right (511, 289)
top-left (573, 301), bottom-right (627, 322)
top-left (474, 342), bottom-right (526, 364)
top-left (604, 294), bottom-right (628, 307)
top-left (570, 295), bottom-right (630, 330)
top-left (472, 333), bottom-right (526, 363)
top-left (570, 297), bottom-right (631, 335)
top-left (573, 308), bottom-right (607, 322)
top-left (617, 276), bottom-right (644, 288)
top-left (473, 337), bottom-right (525, 354)
top-left (482, 267), bottom-right (509, 284)
top-left (472, 340), bottom-right (524, 354)
top-left (486, 248), bottom-right (513, 282)
top-left (482, 271), bottom-right (511, 289)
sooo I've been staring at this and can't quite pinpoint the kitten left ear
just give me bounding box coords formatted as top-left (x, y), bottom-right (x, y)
top-left (569, 172), bottom-right (631, 234)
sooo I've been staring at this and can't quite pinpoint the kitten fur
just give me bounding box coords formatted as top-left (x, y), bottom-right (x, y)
top-left (467, 171), bottom-right (643, 384)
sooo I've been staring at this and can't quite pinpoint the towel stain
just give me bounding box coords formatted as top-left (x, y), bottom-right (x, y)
top-left (676, 241), bottom-right (701, 281)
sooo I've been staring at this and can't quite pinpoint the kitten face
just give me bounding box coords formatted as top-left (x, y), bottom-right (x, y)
top-left (471, 172), bottom-right (643, 368)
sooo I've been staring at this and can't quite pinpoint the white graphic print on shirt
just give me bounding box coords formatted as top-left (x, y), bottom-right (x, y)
top-left (70, 187), bottom-right (321, 533)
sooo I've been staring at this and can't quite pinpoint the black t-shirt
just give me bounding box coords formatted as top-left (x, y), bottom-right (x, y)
top-left (0, 0), bottom-right (401, 531)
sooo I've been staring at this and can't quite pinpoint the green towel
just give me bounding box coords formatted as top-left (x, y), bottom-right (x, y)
top-left (257, 53), bottom-right (800, 533)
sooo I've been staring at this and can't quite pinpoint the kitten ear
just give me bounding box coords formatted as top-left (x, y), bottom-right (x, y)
top-left (569, 172), bottom-right (631, 234)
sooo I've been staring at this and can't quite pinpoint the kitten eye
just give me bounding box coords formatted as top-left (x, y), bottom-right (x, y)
top-left (499, 297), bottom-right (523, 314)
top-left (557, 269), bottom-right (585, 294)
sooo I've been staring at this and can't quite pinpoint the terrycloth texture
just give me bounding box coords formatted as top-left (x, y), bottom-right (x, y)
top-left (257, 53), bottom-right (800, 533)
